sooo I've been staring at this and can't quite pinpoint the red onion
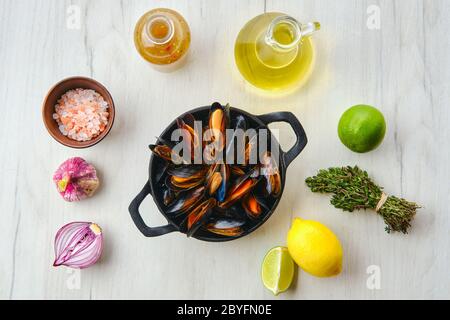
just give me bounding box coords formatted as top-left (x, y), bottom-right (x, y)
top-left (53, 157), bottom-right (100, 202)
top-left (53, 222), bottom-right (103, 269)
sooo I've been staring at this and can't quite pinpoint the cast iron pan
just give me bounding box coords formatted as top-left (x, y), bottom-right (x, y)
top-left (129, 105), bottom-right (307, 242)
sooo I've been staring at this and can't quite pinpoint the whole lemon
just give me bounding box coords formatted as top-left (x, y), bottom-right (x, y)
top-left (287, 218), bottom-right (343, 278)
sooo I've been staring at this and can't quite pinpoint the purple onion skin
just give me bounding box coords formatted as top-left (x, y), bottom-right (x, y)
top-left (53, 157), bottom-right (99, 202)
top-left (54, 222), bottom-right (103, 269)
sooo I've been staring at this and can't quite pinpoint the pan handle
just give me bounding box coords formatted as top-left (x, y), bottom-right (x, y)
top-left (128, 182), bottom-right (178, 237)
top-left (258, 112), bottom-right (308, 168)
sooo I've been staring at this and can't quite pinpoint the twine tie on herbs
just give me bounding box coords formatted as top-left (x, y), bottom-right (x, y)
top-left (376, 193), bottom-right (388, 212)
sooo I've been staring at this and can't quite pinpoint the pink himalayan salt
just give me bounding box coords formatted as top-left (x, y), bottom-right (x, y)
top-left (53, 88), bottom-right (109, 142)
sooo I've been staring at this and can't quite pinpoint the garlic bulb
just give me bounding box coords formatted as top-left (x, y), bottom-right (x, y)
top-left (53, 222), bottom-right (103, 269)
top-left (53, 157), bottom-right (99, 202)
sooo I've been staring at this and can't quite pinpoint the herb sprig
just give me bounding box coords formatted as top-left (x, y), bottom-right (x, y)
top-left (305, 166), bottom-right (420, 234)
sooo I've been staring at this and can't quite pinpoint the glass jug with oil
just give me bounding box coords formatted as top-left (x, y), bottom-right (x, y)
top-left (134, 8), bottom-right (191, 72)
top-left (235, 13), bottom-right (320, 93)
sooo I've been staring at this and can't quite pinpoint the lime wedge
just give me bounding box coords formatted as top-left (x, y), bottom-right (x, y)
top-left (261, 247), bottom-right (295, 296)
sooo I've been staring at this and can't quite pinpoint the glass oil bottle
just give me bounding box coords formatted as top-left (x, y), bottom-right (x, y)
top-left (235, 13), bottom-right (320, 93)
top-left (134, 8), bottom-right (191, 71)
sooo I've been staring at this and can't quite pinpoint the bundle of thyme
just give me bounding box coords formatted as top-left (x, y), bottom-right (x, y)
top-left (305, 166), bottom-right (420, 234)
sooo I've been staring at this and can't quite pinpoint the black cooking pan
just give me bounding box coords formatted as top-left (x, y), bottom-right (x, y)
top-left (129, 105), bottom-right (307, 242)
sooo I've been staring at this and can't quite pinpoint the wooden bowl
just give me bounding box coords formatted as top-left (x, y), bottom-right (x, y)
top-left (42, 76), bottom-right (115, 148)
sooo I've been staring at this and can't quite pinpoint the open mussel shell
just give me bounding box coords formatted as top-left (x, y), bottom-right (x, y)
top-left (242, 192), bottom-right (270, 220)
top-left (165, 174), bottom-right (205, 192)
top-left (156, 136), bottom-right (176, 148)
top-left (264, 172), bottom-right (281, 197)
top-left (163, 188), bottom-right (177, 206)
top-left (208, 103), bottom-right (230, 152)
top-left (150, 138), bottom-right (187, 165)
top-left (209, 103), bottom-right (230, 129)
top-left (205, 218), bottom-right (246, 237)
top-left (167, 165), bottom-right (208, 179)
top-left (217, 164), bottom-right (229, 202)
top-left (261, 152), bottom-right (282, 197)
top-left (176, 115), bottom-right (202, 160)
top-left (230, 165), bottom-right (246, 176)
top-left (204, 163), bottom-right (229, 202)
top-left (184, 198), bottom-right (217, 237)
top-left (178, 113), bottom-right (196, 128)
top-left (210, 204), bottom-right (246, 219)
top-left (166, 186), bottom-right (206, 216)
top-left (244, 132), bottom-right (259, 166)
top-left (149, 144), bottom-right (173, 162)
top-left (219, 167), bottom-right (261, 209)
top-left (225, 115), bottom-right (247, 162)
top-left (206, 162), bottom-right (220, 181)
top-left (206, 172), bottom-right (222, 196)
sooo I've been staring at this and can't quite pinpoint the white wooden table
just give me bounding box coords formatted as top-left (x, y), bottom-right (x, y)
top-left (1, 0), bottom-right (449, 300)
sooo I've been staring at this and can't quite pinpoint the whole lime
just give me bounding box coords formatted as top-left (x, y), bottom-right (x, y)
top-left (338, 105), bottom-right (386, 153)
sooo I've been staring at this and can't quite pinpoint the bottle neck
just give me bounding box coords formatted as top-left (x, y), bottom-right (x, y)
top-left (265, 16), bottom-right (302, 52)
top-left (264, 16), bottom-right (321, 52)
top-left (144, 14), bottom-right (175, 45)
top-left (255, 16), bottom-right (302, 68)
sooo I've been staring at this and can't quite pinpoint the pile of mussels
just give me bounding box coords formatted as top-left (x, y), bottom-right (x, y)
top-left (150, 103), bottom-right (281, 238)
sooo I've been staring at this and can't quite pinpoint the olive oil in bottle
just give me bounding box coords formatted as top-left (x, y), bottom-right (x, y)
top-left (235, 13), bottom-right (320, 93)
top-left (134, 8), bottom-right (191, 71)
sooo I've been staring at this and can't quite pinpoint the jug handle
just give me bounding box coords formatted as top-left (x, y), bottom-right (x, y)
top-left (301, 21), bottom-right (321, 38)
top-left (258, 112), bottom-right (308, 169)
top-left (129, 182), bottom-right (178, 237)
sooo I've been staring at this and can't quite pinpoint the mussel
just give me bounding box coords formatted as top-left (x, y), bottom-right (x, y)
top-left (176, 115), bottom-right (202, 162)
top-left (163, 188), bottom-right (177, 206)
top-left (186, 198), bottom-right (217, 237)
top-left (166, 165), bottom-right (208, 191)
top-left (217, 164), bottom-right (229, 202)
top-left (150, 138), bottom-right (185, 165)
top-left (230, 166), bottom-right (246, 176)
top-left (225, 115), bottom-right (247, 163)
top-left (167, 165), bottom-right (207, 179)
top-left (205, 163), bottom-right (229, 202)
top-left (209, 103), bottom-right (228, 147)
top-left (206, 172), bottom-right (222, 195)
top-left (219, 168), bottom-right (260, 209)
top-left (206, 218), bottom-right (245, 237)
top-left (242, 192), bottom-right (269, 219)
top-left (244, 133), bottom-right (258, 166)
top-left (261, 152), bottom-right (281, 197)
top-left (166, 186), bottom-right (206, 215)
top-left (149, 144), bottom-right (174, 162)
top-left (204, 104), bottom-right (229, 162)
top-left (169, 175), bottom-right (205, 191)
